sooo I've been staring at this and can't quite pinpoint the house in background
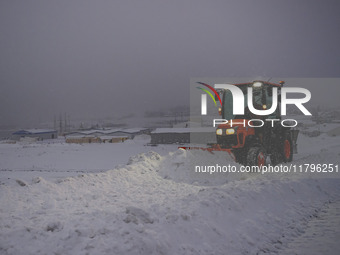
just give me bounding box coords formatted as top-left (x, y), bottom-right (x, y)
top-left (12, 129), bottom-right (58, 141)
top-left (327, 126), bottom-right (340, 136)
top-left (150, 127), bottom-right (216, 145)
top-left (65, 128), bottom-right (150, 144)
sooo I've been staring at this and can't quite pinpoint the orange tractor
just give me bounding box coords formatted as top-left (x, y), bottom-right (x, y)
top-left (182, 80), bottom-right (299, 167)
top-left (215, 80), bottom-right (299, 166)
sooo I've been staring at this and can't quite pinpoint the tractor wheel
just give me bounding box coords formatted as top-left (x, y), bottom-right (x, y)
top-left (270, 151), bottom-right (282, 166)
top-left (246, 146), bottom-right (266, 168)
top-left (271, 135), bottom-right (293, 165)
top-left (282, 135), bottom-right (293, 163)
top-left (233, 149), bottom-right (247, 165)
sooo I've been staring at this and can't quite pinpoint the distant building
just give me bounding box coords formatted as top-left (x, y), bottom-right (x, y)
top-left (327, 126), bottom-right (340, 137)
top-left (65, 135), bottom-right (128, 144)
top-left (64, 128), bottom-right (150, 144)
top-left (150, 128), bottom-right (216, 144)
top-left (12, 129), bottom-right (58, 141)
top-left (151, 128), bottom-right (190, 144)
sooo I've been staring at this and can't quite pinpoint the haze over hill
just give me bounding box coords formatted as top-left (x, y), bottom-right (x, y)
top-left (1, 1), bottom-right (340, 127)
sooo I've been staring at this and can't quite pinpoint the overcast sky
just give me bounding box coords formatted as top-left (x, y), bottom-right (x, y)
top-left (1, 0), bottom-right (339, 126)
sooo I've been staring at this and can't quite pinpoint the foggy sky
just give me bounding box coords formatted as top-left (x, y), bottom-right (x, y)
top-left (1, 0), bottom-right (340, 126)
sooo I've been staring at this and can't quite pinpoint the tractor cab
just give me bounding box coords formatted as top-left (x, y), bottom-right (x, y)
top-left (221, 80), bottom-right (281, 121)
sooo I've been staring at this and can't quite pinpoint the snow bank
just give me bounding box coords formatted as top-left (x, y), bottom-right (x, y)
top-left (159, 149), bottom-right (248, 186)
top-left (0, 139), bottom-right (179, 182)
top-left (1, 148), bottom-right (340, 255)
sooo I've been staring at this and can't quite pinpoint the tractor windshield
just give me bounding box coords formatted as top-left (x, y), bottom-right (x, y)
top-left (222, 83), bottom-right (274, 120)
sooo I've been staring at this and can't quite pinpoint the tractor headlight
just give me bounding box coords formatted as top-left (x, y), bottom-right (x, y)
top-left (253, 81), bottom-right (263, 88)
top-left (226, 128), bottom-right (235, 135)
top-left (216, 129), bottom-right (223, 135)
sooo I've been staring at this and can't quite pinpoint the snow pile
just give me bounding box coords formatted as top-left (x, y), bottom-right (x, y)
top-left (159, 149), bottom-right (247, 186)
top-left (1, 149), bottom-right (340, 254)
top-left (0, 138), bottom-right (179, 182)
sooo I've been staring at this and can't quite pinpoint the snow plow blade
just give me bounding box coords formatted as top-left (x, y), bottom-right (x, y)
top-left (178, 144), bottom-right (235, 159)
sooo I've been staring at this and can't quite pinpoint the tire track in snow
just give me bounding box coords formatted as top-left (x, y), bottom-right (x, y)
top-left (278, 200), bottom-right (340, 255)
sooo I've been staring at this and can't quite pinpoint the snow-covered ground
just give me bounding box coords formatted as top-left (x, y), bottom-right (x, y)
top-left (0, 136), bottom-right (179, 183)
top-left (279, 201), bottom-right (340, 255)
top-left (0, 134), bottom-right (339, 254)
